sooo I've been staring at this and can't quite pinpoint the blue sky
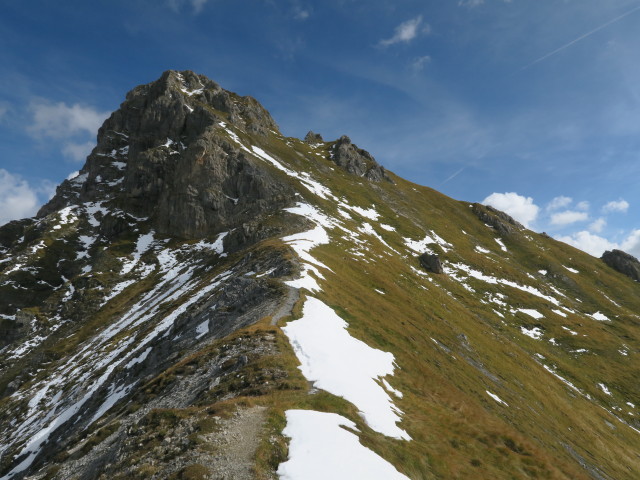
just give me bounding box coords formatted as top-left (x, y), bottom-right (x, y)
top-left (1, 0), bottom-right (640, 257)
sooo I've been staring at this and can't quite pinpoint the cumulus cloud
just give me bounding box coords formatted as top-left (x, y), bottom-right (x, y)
top-left (546, 196), bottom-right (572, 211)
top-left (28, 101), bottom-right (108, 139)
top-left (589, 217), bottom-right (606, 233)
top-left (550, 210), bottom-right (589, 226)
top-left (621, 230), bottom-right (640, 258)
top-left (602, 199), bottom-right (629, 213)
top-left (379, 16), bottom-right (429, 47)
top-left (575, 201), bottom-right (589, 211)
top-left (62, 141), bottom-right (95, 162)
top-left (482, 192), bottom-right (539, 228)
top-left (556, 231), bottom-right (616, 257)
top-left (0, 169), bottom-right (40, 226)
top-left (557, 229), bottom-right (640, 258)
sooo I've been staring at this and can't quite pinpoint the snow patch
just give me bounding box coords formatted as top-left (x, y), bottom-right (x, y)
top-left (520, 326), bottom-right (543, 340)
top-left (598, 383), bottom-right (612, 396)
top-left (283, 297), bottom-right (409, 440)
top-left (486, 390), bottom-right (509, 406)
top-left (277, 410), bottom-right (409, 480)
top-left (518, 309), bottom-right (543, 319)
top-left (588, 311), bottom-right (610, 322)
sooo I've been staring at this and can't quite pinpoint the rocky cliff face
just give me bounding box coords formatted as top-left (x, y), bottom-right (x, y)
top-left (38, 70), bottom-right (293, 241)
top-left (2, 71), bottom-right (640, 480)
top-left (602, 249), bottom-right (640, 282)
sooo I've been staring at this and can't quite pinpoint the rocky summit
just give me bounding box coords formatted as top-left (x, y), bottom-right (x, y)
top-left (1, 70), bottom-right (640, 480)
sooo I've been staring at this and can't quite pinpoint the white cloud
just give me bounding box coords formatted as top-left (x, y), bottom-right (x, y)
top-left (557, 229), bottom-right (640, 258)
top-left (621, 230), bottom-right (640, 258)
top-left (482, 192), bottom-right (539, 228)
top-left (589, 217), bottom-right (606, 233)
top-left (550, 210), bottom-right (589, 226)
top-left (410, 55), bottom-right (431, 72)
top-left (379, 16), bottom-right (429, 47)
top-left (62, 141), bottom-right (95, 162)
top-left (546, 196), bottom-right (572, 211)
top-left (28, 100), bottom-right (108, 139)
top-left (0, 169), bottom-right (40, 226)
top-left (575, 201), bottom-right (589, 211)
top-left (458, 0), bottom-right (484, 6)
top-left (556, 231), bottom-right (616, 257)
top-left (602, 199), bottom-right (629, 213)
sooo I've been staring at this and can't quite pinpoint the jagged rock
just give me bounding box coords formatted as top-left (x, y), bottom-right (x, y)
top-left (472, 203), bottom-right (523, 236)
top-left (419, 253), bottom-right (443, 274)
top-left (304, 131), bottom-right (323, 143)
top-left (330, 135), bottom-right (393, 183)
top-left (37, 70), bottom-right (296, 240)
top-left (602, 249), bottom-right (640, 282)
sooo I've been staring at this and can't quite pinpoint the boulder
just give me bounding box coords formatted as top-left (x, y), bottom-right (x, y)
top-left (602, 249), bottom-right (640, 282)
top-left (420, 253), bottom-right (444, 274)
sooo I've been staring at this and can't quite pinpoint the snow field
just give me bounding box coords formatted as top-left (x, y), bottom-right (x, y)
top-left (277, 410), bottom-right (409, 480)
top-left (283, 297), bottom-right (410, 440)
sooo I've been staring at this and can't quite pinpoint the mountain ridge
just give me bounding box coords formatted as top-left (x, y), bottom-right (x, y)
top-left (1, 70), bottom-right (640, 479)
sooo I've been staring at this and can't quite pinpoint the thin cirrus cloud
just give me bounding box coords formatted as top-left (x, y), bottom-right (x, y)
top-left (410, 55), bottom-right (431, 72)
top-left (166, 0), bottom-right (209, 13)
top-left (379, 16), bottom-right (429, 47)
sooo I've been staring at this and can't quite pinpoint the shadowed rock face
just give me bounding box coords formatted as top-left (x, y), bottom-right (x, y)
top-left (420, 253), bottom-right (443, 274)
top-left (38, 70), bottom-right (295, 240)
top-left (330, 135), bottom-right (393, 183)
top-left (602, 249), bottom-right (640, 282)
top-left (472, 204), bottom-right (524, 236)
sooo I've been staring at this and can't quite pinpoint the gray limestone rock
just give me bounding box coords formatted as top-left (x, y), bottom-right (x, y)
top-left (37, 70), bottom-right (296, 241)
top-left (602, 249), bottom-right (640, 282)
top-left (472, 203), bottom-right (523, 236)
top-left (330, 135), bottom-right (393, 183)
top-left (304, 131), bottom-right (324, 143)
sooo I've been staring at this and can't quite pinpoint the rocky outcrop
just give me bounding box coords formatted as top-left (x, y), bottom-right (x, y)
top-left (420, 253), bottom-right (443, 274)
top-left (472, 204), bottom-right (523, 236)
top-left (37, 70), bottom-right (296, 240)
top-left (330, 135), bottom-right (392, 183)
top-left (602, 249), bottom-right (640, 282)
top-left (304, 131), bottom-right (324, 143)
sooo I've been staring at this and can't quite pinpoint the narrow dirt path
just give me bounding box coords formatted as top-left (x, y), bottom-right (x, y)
top-left (204, 405), bottom-right (268, 479)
